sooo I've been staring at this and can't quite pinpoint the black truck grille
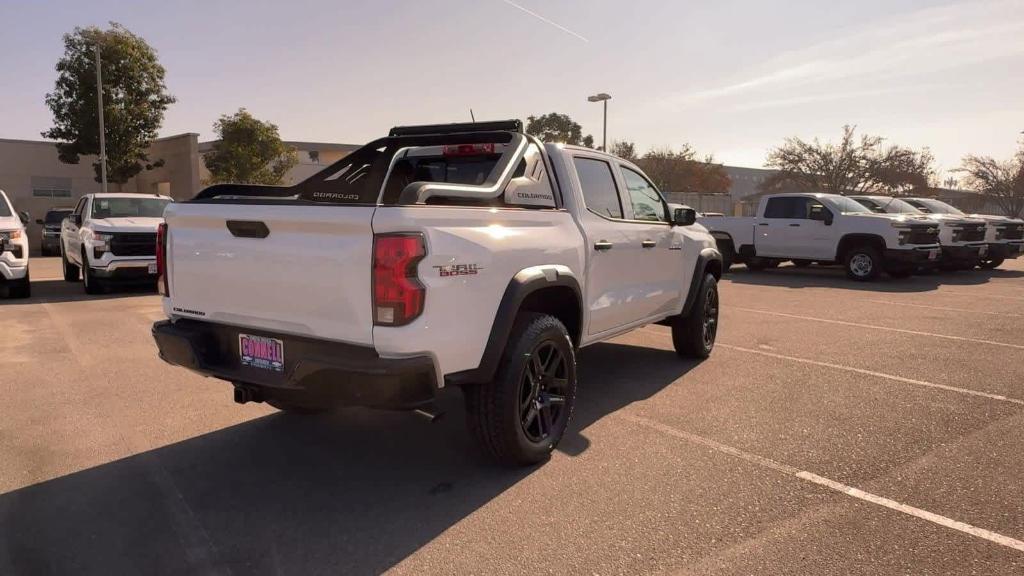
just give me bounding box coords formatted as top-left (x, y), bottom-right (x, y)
top-left (906, 225), bottom-right (939, 245)
top-left (110, 232), bottom-right (157, 256)
top-left (955, 225), bottom-right (986, 242)
top-left (998, 224), bottom-right (1023, 240)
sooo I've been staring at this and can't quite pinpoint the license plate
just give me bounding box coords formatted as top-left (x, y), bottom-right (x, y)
top-left (979, 245), bottom-right (988, 256)
top-left (239, 334), bottom-right (285, 372)
top-left (928, 249), bottom-right (939, 261)
top-left (148, 262), bottom-right (158, 274)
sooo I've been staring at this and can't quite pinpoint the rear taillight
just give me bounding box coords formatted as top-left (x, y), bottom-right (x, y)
top-left (373, 233), bottom-right (426, 326)
top-left (156, 222), bottom-right (169, 296)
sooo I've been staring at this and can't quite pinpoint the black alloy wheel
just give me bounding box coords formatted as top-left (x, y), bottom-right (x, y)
top-left (518, 341), bottom-right (569, 444)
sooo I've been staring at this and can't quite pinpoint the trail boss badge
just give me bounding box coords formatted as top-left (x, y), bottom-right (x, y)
top-left (434, 263), bottom-right (482, 277)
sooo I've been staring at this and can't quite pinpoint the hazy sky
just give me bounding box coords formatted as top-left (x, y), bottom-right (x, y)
top-left (1, 0), bottom-right (1022, 174)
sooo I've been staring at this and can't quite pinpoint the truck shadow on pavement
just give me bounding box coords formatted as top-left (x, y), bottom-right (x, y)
top-left (0, 342), bottom-right (697, 575)
top-left (725, 264), bottom-right (1023, 293)
top-left (2, 278), bottom-right (158, 304)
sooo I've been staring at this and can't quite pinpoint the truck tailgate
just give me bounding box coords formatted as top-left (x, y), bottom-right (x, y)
top-left (164, 203), bottom-right (375, 345)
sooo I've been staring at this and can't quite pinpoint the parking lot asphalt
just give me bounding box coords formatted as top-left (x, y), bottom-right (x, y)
top-left (1, 257), bottom-right (1022, 575)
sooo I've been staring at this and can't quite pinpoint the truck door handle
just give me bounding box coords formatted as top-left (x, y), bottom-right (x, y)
top-left (641, 240), bottom-right (657, 248)
top-left (594, 241), bottom-right (613, 251)
top-left (789, 223), bottom-right (801, 227)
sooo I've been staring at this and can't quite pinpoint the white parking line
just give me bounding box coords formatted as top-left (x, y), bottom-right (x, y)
top-left (731, 307), bottom-right (1024, 351)
top-left (623, 414), bottom-right (1024, 553)
top-left (718, 343), bottom-right (1024, 406)
top-left (941, 290), bottom-right (1024, 302)
top-left (862, 299), bottom-right (1024, 319)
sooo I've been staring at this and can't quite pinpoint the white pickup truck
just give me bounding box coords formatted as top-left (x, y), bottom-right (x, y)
top-left (0, 189), bottom-right (31, 299)
top-left (901, 197), bottom-right (1023, 270)
top-left (851, 196), bottom-right (994, 270)
top-left (60, 193), bottom-right (172, 294)
top-left (151, 120), bottom-right (723, 465)
top-left (699, 192), bottom-right (942, 280)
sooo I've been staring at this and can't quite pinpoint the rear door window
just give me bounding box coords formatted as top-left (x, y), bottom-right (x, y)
top-left (573, 157), bottom-right (622, 219)
top-left (764, 197), bottom-right (799, 218)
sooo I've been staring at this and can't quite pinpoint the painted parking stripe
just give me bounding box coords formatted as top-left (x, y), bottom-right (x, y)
top-left (941, 290), bottom-right (1024, 302)
top-left (862, 299), bottom-right (1024, 319)
top-left (623, 415), bottom-right (1024, 553)
top-left (718, 343), bottom-right (1024, 406)
top-left (731, 307), bottom-right (1024, 351)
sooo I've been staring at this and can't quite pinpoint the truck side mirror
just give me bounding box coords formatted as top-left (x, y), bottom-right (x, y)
top-left (672, 207), bottom-right (697, 226)
top-left (18, 211), bottom-right (30, 226)
top-left (824, 210), bottom-right (834, 225)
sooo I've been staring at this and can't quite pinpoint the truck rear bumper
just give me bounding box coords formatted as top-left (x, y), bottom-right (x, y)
top-left (152, 319), bottom-right (437, 410)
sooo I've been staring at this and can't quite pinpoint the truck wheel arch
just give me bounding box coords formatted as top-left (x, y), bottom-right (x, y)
top-left (680, 248), bottom-right (723, 318)
top-left (835, 234), bottom-right (886, 262)
top-left (446, 265), bottom-right (582, 386)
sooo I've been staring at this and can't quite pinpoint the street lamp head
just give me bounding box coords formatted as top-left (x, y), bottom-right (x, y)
top-left (587, 93), bottom-right (611, 102)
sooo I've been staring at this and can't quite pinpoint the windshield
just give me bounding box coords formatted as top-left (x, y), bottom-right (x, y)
top-left (0, 194), bottom-right (11, 218)
top-left (907, 198), bottom-right (964, 215)
top-left (45, 210), bottom-right (72, 224)
top-left (90, 197), bottom-right (171, 219)
top-left (853, 198), bottom-right (884, 213)
top-left (829, 196), bottom-right (872, 214)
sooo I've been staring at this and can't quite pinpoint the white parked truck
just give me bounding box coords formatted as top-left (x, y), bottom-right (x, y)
top-left (852, 196), bottom-right (993, 270)
top-left (60, 193), bottom-right (172, 294)
top-left (0, 190), bottom-right (31, 299)
top-left (699, 192), bottom-right (942, 280)
top-left (151, 120), bottom-right (723, 466)
top-left (901, 197), bottom-right (1023, 270)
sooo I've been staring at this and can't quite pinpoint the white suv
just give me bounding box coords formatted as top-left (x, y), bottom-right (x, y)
top-left (60, 193), bottom-right (172, 294)
top-left (0, 190), bottom-right (31, 299)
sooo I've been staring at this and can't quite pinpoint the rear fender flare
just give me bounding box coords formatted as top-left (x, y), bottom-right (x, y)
top-left (446, 265), bottom-right (581, 385)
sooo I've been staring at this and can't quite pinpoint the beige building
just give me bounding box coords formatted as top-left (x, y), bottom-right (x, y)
top-left (0, 135), bottom-right (358, 254)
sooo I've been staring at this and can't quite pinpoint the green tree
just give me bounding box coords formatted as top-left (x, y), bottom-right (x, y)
top-left (636, 146), bottom-right (731, 194)
top-left (956, 143), bottom-right (1024, 218)
top-left (43, 22), bottom-right (175, 186)
top-left (760, 125), bottom-right (934, 196)
top-left (526, 113), bottom-right (594, 147)
top-left (610, 140), bottom-right (638, 162)
top-left (203, 108), bottom-right (298, 185)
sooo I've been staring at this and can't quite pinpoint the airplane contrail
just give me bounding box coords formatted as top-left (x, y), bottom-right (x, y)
top-left (500, 0), bottom-right (589, 43)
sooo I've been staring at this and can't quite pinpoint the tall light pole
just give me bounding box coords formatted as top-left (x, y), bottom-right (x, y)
top-left (587, 93), bottom-right (611, 151)
top-left (94, 45), bottom-right (108, 193)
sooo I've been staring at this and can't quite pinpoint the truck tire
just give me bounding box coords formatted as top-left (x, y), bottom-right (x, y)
top-left (714, 238), bottom-right (735, 271)
top-left (82, 250), bottom-right (103, 295)
top-left (844, 246), bottom-right (881, 281)
top-left (61, 243), bottom-right (79, 282)
top-left (746, 257), bottom-right (775, 271)
top-left (978, 256), bottom-right (1004, 270)
top-left (465, 312), bottom-right (577, 467)
top-left (672, 274), bottom-right (719, 358)
top-left (8, 271), bottom-right (30, 299)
